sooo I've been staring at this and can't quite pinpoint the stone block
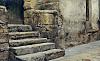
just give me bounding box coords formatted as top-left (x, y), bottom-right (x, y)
top-left (43, 49), bottom-right (65, 60)
top-left (10, 43), bottom-right (55, 55)
top-left (0, 51), bottom-right (9, 61)
top-left (24, 0), bottom-right (38, 10)
top-left (0, 43), bottom-right (9, 51)
top-left (24, 2), bottom-right (32, 10)
top-left (39, 2), bottom-right (59, 10)
top-left (9, 32), bottom-right (39, 39)
top-left (10, 38), bottom-right (47, 47)
top-left (40, 14), bottom-right (54, 25)
top-left (16, 52), bottom-right (45, 61)
top-left (0, 6), bottom-right (7, 21)
top-left (0, 33), bottom-right (8, 43)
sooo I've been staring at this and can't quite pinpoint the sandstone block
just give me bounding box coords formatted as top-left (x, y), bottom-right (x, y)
top-left (9, 38), bottom-right (47, 47)
top-left (0, 33), bottom-right (8, 43)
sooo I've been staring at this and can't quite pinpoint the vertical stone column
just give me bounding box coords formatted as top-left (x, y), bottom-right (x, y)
top-left (0, 6), bottom-right (9, 61)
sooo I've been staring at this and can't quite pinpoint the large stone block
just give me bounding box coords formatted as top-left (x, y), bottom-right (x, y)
top-left (39, 2), bottom-right (59, 10)
top-left (0, 43), bottom-right (9, 51)
top-left (0, 33), bottom-right (8, 43)
top-left (24, 13), bottom-right (54, 25)
top-left (0, 51), bottom-right (9, 61)
top-left (24, 0), bottom-right (38, 10)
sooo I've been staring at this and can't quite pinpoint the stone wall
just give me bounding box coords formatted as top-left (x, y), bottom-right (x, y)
top-left (0, 6), bottom-right (9, 61)
top-left (24, 0), bottom-right (66, 49)
top-left (24, 0), bottom-right (100, 48)
top-left (59, 0), bottom-right (100, 48)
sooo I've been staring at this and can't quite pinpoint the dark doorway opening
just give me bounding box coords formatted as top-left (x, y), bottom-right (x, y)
top-left (1, 0), bottom-right (24, 24)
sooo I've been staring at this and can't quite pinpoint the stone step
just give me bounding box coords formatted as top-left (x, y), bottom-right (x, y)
top-left (8, 24), bottom-right (32, 32)
top-left (9, 31), bottom-right (40, 40)
top-left (15, 49), bottom-right (65, 61)
top-left (9, 38), bottom-right (47, 47)
top-left (10, 43), bottom-right (55, 56)
top-left (16, 52), bottom-right (46, 61)
top-left (43, 49), bottom-right (65, 60)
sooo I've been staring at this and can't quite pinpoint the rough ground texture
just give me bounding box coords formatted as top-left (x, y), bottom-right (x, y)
top-left (50, 41), bottom-right (100, 61)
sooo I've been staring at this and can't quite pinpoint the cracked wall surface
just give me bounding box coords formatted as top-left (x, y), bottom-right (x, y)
top-left (59, 0), bottom-right (100, 48)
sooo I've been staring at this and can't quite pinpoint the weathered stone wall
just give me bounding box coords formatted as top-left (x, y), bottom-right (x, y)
top-left (59, 0), bottom-right (100, 48)
top-left (24, 0), bottom-right (66, 49)
top-left (0, 6), bottom-right (9, 61)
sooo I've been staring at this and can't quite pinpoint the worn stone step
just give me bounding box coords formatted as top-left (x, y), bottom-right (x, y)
top-left (10, 43), bottom-right (55, 56)
top-left (16, 52), bottom-right (46, 61)
top-left (9, 31), bottom-right (40, 39)
top-left (9, 38), bottom-right (47, 47)
top-left (15, 49), bottom-right (65, 61)
top-left (43, 49), bottom-right (65, 60)
top-left (8, 24), bottom-right (32, 32)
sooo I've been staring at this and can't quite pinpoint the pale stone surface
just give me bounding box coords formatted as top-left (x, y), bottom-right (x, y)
top-left (16, 49), bottom-right (64, 61)
top-left (16, 52), bottom-right (46, 61)
top-left (24, 0), bottom-right (38, 10)
top-left (10, 43), bottom-right (55, 55)
top-left (43, 49), bottom-right (65, 60)
top-left (9, 31), bottom-right (39, 39)
top-left (60, 0), bottom-right (86, 33)
top-left (9, 38), bottom-right (47, 47)
top-left (0, 51), bottom-right (9, 61)
top-left (50, 41), bottom-right (100, 61)
top-left (90, 0), bottom-right (99, 30)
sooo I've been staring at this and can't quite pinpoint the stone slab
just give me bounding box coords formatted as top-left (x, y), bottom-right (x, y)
top-left (10, 43), bottom-right (55, 55)
top-left (9, 38), bottom-right (47, 47)
top-left (9, 32), bottom-right (39, 39)
top-left (16, 52), bottom-right (45, 61)
top-left (0, 43), bottom-right (9, 51)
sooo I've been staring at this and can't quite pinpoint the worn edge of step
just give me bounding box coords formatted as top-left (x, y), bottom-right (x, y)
top-left (10, 43), bottom-right (55, 55)
top-left (9, 38), bottom-right (47, 47)
top-left (8, 24), bottom-right (31, 26)
top-left (9, 31), bottom-right (39, 35)
top-left (16, 49), bottom-right (65, 61)
top-left (43, 49), bottom-right (65, 60)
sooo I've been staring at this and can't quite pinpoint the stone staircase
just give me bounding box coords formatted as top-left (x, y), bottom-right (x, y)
top-left (8, 24), bottom-right (65, 61)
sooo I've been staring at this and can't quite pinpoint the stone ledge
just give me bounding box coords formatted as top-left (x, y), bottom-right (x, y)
top-left (10, 43), bottom-right (55, 55)
top-left (9, 38), bottom-right (47, 47)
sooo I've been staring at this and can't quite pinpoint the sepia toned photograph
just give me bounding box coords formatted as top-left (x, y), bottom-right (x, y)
top-left (0, 0), bottom-right (100, 61)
